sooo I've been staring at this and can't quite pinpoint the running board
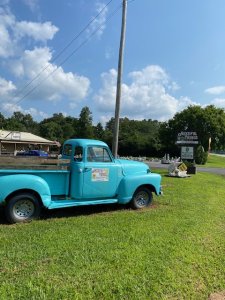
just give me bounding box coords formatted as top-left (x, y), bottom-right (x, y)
top-left (48, 199), bottom-right (118, 209)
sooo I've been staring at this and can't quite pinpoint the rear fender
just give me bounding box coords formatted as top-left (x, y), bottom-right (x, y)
top-left (0, 174), bottom-right (51, 207)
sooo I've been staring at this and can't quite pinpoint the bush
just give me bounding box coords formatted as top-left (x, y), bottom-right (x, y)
top-left (195, 145), bottom-right (208, 164)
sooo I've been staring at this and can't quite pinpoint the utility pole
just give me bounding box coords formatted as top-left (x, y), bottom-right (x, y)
top-left (112, 0), bottom-right (127, 157)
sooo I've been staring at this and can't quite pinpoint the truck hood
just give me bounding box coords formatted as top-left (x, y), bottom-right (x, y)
top-left (115, 159), bottom-right (150, 176)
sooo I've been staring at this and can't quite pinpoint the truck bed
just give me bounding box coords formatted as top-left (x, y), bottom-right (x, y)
top-left (0, 157), bottom-right (70, 170)
top-left (0, 157), bottom-right (71, 196)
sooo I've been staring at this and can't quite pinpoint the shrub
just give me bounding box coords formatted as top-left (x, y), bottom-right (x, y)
top-left (195, 145), bottom-right (208, 164)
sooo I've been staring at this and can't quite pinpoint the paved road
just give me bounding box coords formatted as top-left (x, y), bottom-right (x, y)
top-left (147, 161), bottom-right (225, 175)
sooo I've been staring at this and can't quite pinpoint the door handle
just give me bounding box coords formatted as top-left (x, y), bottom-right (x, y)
top-left (84, 167), bottom-right (91, 172)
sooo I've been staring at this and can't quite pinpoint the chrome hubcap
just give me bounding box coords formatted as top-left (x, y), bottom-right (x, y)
top-left (135, 191), bottom-right (149, 207)
top-left (13, 200), bottom-right (35, 219)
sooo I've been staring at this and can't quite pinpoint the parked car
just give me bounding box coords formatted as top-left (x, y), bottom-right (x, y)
top-left (16, 150), bottom-right (48, 157)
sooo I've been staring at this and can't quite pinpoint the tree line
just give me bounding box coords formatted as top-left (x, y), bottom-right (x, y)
top-left (1, 105), bottom-right (225, 157)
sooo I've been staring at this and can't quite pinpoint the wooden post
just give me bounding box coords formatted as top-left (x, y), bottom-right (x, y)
top-left (112, 0), bottom-right (127, 158)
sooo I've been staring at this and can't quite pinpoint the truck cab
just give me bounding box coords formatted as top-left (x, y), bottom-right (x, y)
top-left (62, 139), bottom-right (122, 200)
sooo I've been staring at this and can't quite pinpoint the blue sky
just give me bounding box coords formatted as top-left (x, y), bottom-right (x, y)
top-left (1, 0), bottom-right (225, 124)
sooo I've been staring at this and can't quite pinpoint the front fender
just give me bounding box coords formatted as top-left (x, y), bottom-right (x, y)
top-left (117, 173), bottom-right (162, 204)
top-left (0, 174), bottom-right (51, 207)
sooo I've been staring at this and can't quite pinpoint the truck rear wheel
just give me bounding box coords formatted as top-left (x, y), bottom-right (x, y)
top-left (5, 193), bottom-right (41, 224)
top-left (131, 187), bottom-right (152, 209)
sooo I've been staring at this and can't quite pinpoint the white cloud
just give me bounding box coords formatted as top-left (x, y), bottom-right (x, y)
top-left (0, 77), bottom-right (47, 119)
top-left (10, 47), bottom-right (90, 103)
top-left (94, 65), bottom-right (197, 121)
top-left (0, 24), bottom-right (14, 57)
top-left (205, 86), bottom-right (225, 95)
top-left (177, 96), bottom-right (197, 111)
top-left (0, 77), bottom-right (17, 99)
top-left (0, 3), bottom-right (90, 118)
top-left (0, 6), bottom-right (58, 58)
top-left (210, 98), bottom-right (225, 108)
top-left (99, 114), bottom-right (114, 125)
top-left (0, 7), bottom-right (16, 57)
top-left (1, 102), bottom-right (48, 119)
top-left (1, 103), bottom-right (23, 114)
top-left (15, 21), bottom-right (58, 42)
top-left (86, 2), bottom-right (108, 38)
top-left (24, 107), bottom-right (48, 119)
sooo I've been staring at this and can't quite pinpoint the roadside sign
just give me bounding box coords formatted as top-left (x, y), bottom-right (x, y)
top-left (176, 131), bottom-right (198, 144)
top-left (181, 146), bottom-right (194, 159)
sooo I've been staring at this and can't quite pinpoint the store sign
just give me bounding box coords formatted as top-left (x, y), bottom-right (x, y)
top-left (181, 146), bottom-right (194, 159)
top-left (176, 131), bottom-right (198, 144)
top-left (11, 132), bottom-right (21, 140)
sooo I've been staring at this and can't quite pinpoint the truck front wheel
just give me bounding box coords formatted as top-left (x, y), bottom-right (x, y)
top-left (5, 193), bottom-right (41, 224)
top-left (131, 187), bottom-right (152, 209)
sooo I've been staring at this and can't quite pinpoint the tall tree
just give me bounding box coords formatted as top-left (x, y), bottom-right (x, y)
top-left (0, 113), bottom-right (6, 129)
top-left (5, 112), bottom-right (38, 133)
top-left (159, 105), bottom-right (225, 154)
top-left (77, 106), bottom-right (94, 138)
top-left (39, 113), bottom-right (77, 144)
top-left (94, 122), bottom-right (104, 140)
top-left (105, 117), bottom-right (161, 156)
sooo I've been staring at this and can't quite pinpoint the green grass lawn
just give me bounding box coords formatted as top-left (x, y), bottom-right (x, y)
top-left (199, 153), bottom-right (225, 168)
top-left (0, 171), bottom-right (225, 299)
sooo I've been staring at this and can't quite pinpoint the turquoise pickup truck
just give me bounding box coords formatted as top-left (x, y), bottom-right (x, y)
top-left (0, 139), bottom-right (162, 224)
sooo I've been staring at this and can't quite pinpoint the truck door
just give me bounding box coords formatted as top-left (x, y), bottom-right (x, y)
top-left (82, 146), bottom-right (120, 199)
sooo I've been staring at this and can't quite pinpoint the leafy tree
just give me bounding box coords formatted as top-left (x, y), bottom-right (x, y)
top-left (94, 122), bottom-right (104, 140)
top-left (105, 117), bottom-right (161, 157)
top-left (77, 106), bottom-right (94, 138)
top-left (0, 113), bottom-right (6, 129)
top-left (40, 121), bottom-right (63, 142)
top-left (5, 112), bottom-right (38, 133)
top-left (39, 113), bottom-right (77, 144)
top-left (159, 105), bottom-right (225, 155)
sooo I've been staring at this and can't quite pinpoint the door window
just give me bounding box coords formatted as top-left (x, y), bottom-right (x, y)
top-left (74, 146), bottom-right (83, 162)
top-left (63, 144), bottom-right (72, 156)
top-left (87, 147), bottom-right (112, 162)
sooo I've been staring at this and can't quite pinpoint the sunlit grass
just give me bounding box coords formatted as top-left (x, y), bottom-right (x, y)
top-left (0, 170), bottom-right (225, 299)
top-left (201, 153), bottom-right (225, 168)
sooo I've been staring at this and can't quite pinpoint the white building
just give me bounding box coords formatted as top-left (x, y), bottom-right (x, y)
top-left (0, 130), bottom-right (60, 155)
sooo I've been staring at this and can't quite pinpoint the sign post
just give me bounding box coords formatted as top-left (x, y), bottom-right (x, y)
top-left (176, 131), bottom-right (199, 174)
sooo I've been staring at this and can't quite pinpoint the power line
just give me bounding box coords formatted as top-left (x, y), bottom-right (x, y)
top-left (15, 3), bottom-right (123, 106)
top-left (13, 0), bottom-right (114, 100)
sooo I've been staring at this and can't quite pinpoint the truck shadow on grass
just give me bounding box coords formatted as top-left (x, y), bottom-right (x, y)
top-left (0, 204), bottom-right (129, 224)
top-left (0, 203), bottom-right (159, 224)
top-left (0, 207), bottom-right (8, 224)
top-left (41, 204), bottom-right (129, 221)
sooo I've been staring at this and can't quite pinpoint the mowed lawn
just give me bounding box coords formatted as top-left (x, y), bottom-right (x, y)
top-left (203, 153), bottom-right (225, 168)
top-left (0, 171), bottom-right (225, 299)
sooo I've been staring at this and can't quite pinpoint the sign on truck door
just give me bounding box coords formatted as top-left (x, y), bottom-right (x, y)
top-left (82, 146), bottom-right (120, 199)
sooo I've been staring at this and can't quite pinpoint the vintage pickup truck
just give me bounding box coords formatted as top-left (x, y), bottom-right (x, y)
top-left (0, 139), bottom-right (162, 224)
